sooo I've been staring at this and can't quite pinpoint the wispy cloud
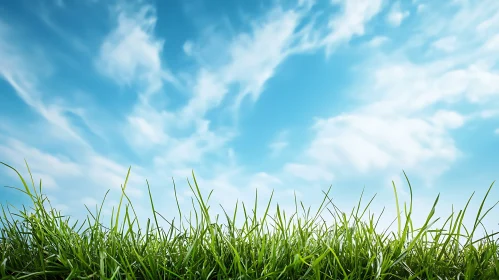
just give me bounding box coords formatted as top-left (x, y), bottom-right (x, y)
top-left (0, 21), bottom-right (92, 148)
top-left (269, 130), bottom-right (289, 157)
top-left (96, 4), bottom-right (176, 94)
top-left (432, 36), bottom-right (458, 53)
top-left (35, 5), bottom-right (90, 55)
top-left (324, 0), bottom-right (384, 53)
top-left (367, 36), bottom-right (389, 48)
top-left (182, 7), bottom-right (306, 120)
top-left (280, 0), bottom-right (499, 184)
top-left (386, 1), bottom-right (410, 27)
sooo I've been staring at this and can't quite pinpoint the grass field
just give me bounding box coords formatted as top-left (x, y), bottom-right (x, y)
top-left (1, 161), bottom-right (498, 279)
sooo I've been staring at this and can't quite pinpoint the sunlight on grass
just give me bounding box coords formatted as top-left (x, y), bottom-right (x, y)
top-left (1, 160), bottom-right (498, 279)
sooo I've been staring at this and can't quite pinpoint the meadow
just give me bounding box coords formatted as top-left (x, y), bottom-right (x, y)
top-left (0, 160), bottom-right (498, 279)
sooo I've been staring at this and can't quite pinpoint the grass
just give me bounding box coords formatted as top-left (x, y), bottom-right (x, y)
top-left (0, 160), bottom-right (498, 280)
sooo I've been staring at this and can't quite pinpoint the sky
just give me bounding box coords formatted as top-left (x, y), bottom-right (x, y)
top-left (1, 0), bottom-right (499, 238)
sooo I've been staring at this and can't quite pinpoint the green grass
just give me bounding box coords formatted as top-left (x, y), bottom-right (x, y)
top-left (0, 160), bottom-right (498, 280)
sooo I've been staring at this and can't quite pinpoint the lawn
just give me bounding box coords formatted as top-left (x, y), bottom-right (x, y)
top-left (1, 161), bottom-right (498, 279)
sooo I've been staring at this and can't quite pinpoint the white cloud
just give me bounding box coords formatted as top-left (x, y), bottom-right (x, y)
top-left (495, 128), bottom-right (499, 135)
top-left (124, 6), bottom-right (307, 166)
top-left (124, 101), bottom-right (177, 150)
top-left (483, 34), bottom-right (499, 51)
top-left (127, 116), bottom-right (169, 145)
top-left (0, 22), bottom-right (142, 209)
top-left (0, 139), bottom-right (81, 184)
top-left (430, 110), bottom-right (465, 129)
top-left (283, 163), bottom-right (334, 182)
top-left (117, 0), bottom-right (395, 188)
top-left (181, 69), bottom-right (229, 121)
top-left (226, 9), bottom-right (300, 106)
top-left (122, 0), bottom-right (391, 163)
top-left (269, 130), bottom-right (289, 157)
top-left (386, 2), bottom-right (410, 27)
top-left (432, 36), bottom-right (458, 52)
top-left (417, 4), bottom-right (426, 13)
top-left (35, 6), bottom-right (90, 55)
top-left (0, 22), bottom-right (93, 148)
top-left (162, 121), bottom-right (233, 165)
top-left (248, 172), bottom-right (282, 194)
top-left (30, 172), bottom-right (58, 189)
top-left (449, 0), bottom-right (499, 37)
top-left (279, 0), bottom-right (499, 184)
top-left (311, 58), bottom-right (499, 178)
top-left (0, 136), bottom-right (153, 232)
top-left (325, 0), bottom-right (384, 49)
top-left (480, 110), bottom-right (499, 118)
top-left (367, 36), bottom-right (389, 47)
top-left (182, 0), bottom-right (389, 119)
top-left (305, 114), bottom-right (460, 176)
top-left (476, 11), bottom-right (499, 32)
top-left (364, 59), bottom-right (499, 113)
top-left (269, 141), bottom-right (288, 157)
top-left (96, 4), bottom-right (176, 94)
top-left (183, 40), bottom-right (194, 56)
top-left (96, 4), bottom-right (235, 167)
top-left (0, 138), bottom-right (146, 195)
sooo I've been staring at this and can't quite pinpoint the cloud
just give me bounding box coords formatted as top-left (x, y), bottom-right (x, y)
top-left (122, 5), bottom-right (313, 168)
top-left (386, 2), bottom-right (410, 27)
top-left (110, 0), bottom-right (396, 188)
top-left (278, 1), bottom-right (499, 183)
top-left (180, 0), bottom-right (389, 122)
top-left (224, 8), bottom-right (302, 108)
top-left (305, 113), bottom-right (461, 175)
top-left (0, 20), bottom-right (93, 148)
top-left (0, 136), bottom-right (151, 228)
top-left (183, 40), bottom-right (194, 56)
top-left (0, 17), bottom-right (153, 226)
top-left (292, 56), bottom-right (498, 181)
top-left (96, 4), bottom-right (176, 94)
top-left (250, 172), bottom-right (282, 189)
top-left (95, 4), bottom-right (233, 166)
top-left (181, 7), bottom-right (304, 120)
top-left (0, 138), bottom-right (146, 194)
top-left (367, 36), bottom-right (389, 48)
top-left (483, 34), bottom-right (499, 51)
top-left (431, 110), bottom-right (466, 129)
top-left (284, 163), bottom-right (334, 182)
top-left (181, 69), bottom-right (229, 121)
top-left (0, 139), bottom-right (81, 191)
top-left (416, 4), bottom-right (426, 13)
top-left (159, 120), bottom-right (234, 166)
top-left (480, 110), bottom-right (499, 119)
top-left (432, 36), bottom-right (458, 52)
top-left (125, 102), bottom-right (177, 150)
top-left (35, 5), bottom-right (90, 54)
top-left (324, 0), bottom-right (384, 50)
top-left (269, 130), bottom-right (289, 157)
top-left (476, 11), bottom-right (499, 32)
top-left (269, 141), bottom-right (288, 158)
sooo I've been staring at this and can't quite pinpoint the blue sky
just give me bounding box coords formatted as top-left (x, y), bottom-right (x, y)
top-left (1, 0), bottom-right (499, 236)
